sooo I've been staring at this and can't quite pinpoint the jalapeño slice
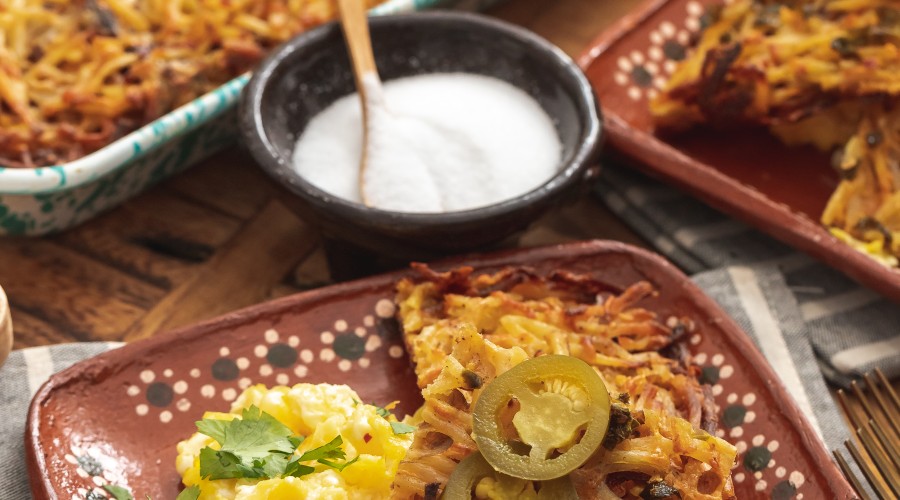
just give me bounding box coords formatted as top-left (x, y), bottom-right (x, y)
top-left (472, 355), bottom-right (611, 481)
top-left (442, 451), bottom-right (578, 499)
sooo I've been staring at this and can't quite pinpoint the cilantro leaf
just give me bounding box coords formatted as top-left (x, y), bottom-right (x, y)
top-left (286, 436), bottom-right (358, 475)
top-left (199, 448), bottom-right (254, 480)
top-left (102, 484), bottom-right (134, 500)
top-left (297, 435), bottom-right (346, 462)
top-left (390, 422), bottom-right (416, 434)
top-left (197, 405), bottom-right (298, 480)
top-left (288, 435), bottom-right (305, 449)
top-left (283, 458), bottom-right (316, 478)
top-left (195, 418), bottom-right (229, 444)
top-left (195, 406), bottom-right (359, 481)
top-left (319, 455), bottom-right (359, 472)
top-left (175, 485), bottom-right (200, 500)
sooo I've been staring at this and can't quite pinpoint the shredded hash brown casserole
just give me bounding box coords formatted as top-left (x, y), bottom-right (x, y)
top-left (391, 265), bottom-right (737, 499)
top-left (0, 0), bottom-right (380, 168)
top-left (651, 0), bottom-right (900, 267)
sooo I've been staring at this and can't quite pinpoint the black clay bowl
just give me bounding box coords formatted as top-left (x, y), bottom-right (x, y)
top-left (240, 11), bottom-right (603, 259)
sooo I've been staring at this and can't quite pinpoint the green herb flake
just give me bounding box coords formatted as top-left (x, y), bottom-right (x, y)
top-left (390, 422), bottom-right (416, 435)
top-left (175, 485), bottom-right (201, 500)
top-left (102, 484), bottom-right (134, 500)
top-left (319, 455), bottom-right (359, 472)
top-left (373, 405), bottom-right (391, 419)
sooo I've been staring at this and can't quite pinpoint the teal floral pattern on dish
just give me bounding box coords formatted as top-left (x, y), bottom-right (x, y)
top-left (0, 0), bottom-right (505, 236)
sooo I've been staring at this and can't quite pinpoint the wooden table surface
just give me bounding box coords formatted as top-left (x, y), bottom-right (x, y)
top-left (2, 0), bottom-right (647, 349)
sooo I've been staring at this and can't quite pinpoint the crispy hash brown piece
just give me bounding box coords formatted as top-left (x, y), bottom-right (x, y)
top-left (391, 266), bottom-right (736, 500)
top-left (650, 0), bottom-right (900, 266)
top-left (0, 0), bottom-right (382, 168)
top-left (651, 0), bottom-right (900, 127)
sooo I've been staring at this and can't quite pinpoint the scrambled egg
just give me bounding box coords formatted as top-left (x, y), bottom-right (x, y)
top-left (176, 383), bottom-right (413, 500)
top-left (831, 228), bottom-right (899, 268)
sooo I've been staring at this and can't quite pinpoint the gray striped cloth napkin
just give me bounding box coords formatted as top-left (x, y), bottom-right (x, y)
top-left (596, 163), bottom-right (900, 451)
top-left (0, 342), bottom-right (122, 500)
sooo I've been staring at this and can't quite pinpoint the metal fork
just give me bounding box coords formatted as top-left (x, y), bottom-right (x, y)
top-left (833, 368), bottom-right (900, 500)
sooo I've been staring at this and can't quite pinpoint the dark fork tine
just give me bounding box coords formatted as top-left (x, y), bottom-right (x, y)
top-left (836, 449), bottom-right (875, 500)
top-left (846, 439), bottom-right (895, 500)
top-left (875, 369), bottom-right (900, 416)
top-left (853, 380), bottom-right (893, 438)
top-left (865, 372), bottom-right (900, 439)
top-left (859, 423), bottom-right (900, 498)
top-left (870, 420), bottom-right (900, 473)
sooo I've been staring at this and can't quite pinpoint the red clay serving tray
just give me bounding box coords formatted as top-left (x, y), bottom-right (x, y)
top-left (26, 241), bottom-right (855, 499)
top-left (579, 0), bottom-right (900, 303)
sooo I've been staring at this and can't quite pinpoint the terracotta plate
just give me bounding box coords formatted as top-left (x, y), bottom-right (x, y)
top-left (26, 241), bottom-right (854, 499)
top-left (579, 0), bottom-right (900, 303)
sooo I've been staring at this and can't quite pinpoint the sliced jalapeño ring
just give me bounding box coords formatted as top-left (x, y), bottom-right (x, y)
top-left (472, 355), bottom-right (611, 481)
top-left (442, 451), bottom-right (578, 499)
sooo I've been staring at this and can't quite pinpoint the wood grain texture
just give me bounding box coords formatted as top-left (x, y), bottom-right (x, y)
top-left (123, 200), bottom-right (316, 341)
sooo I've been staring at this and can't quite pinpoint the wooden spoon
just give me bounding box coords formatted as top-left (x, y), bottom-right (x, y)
top-left (336, 0), bottom-right (383, 207)
top-left (0, 285), bottom-right (12, 368)
top-left (336, 0), bottom-right (488, 212)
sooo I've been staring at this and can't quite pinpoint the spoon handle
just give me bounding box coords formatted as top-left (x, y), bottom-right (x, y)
top-left (337, 0), bottom-right (379, 90)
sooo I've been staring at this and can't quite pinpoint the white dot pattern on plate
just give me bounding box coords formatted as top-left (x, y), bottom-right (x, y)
top-left (365, 336), bottom-right (382, 352)
top-left (375, 299), bottom-right (395, 318)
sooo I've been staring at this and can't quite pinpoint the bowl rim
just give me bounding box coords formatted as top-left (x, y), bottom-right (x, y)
top-left (240, 10), bottom-right (603, 227)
